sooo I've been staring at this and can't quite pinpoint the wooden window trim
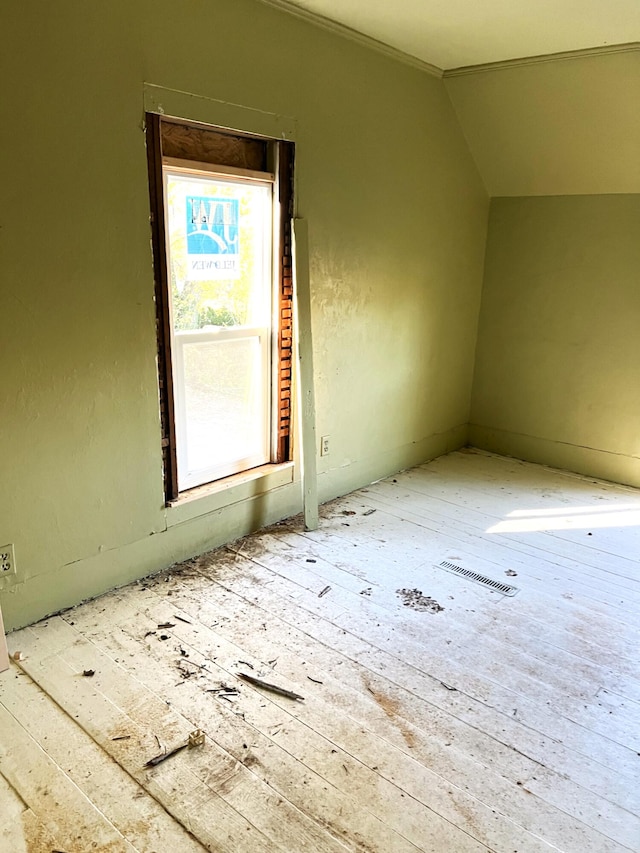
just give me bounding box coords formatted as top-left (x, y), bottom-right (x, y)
top-left (275, 141), bottom-right (294, 464)
top-left (146, 113), bottom-right (179, 501)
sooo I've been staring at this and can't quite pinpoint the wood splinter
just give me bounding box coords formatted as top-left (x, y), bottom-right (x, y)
top-left (144, 729), bottom-right (205, 768)
top-left (237, 672), bottom-right (304, 701)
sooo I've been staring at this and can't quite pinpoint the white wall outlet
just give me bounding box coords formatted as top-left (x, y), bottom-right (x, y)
top-left (320, 435), bottom-right (330, 456)
top-left (0, 544), bottom-right (17, 584)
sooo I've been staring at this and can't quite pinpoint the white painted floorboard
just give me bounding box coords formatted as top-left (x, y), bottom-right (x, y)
top-left (1, 449), bottom-right (639, 852)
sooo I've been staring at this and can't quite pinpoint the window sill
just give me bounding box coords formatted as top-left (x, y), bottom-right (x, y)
top-left (165, 461), bottom-right (295, 527)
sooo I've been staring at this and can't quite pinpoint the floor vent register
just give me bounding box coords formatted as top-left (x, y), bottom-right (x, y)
top-left (438, 560), bottom-right (519, 596)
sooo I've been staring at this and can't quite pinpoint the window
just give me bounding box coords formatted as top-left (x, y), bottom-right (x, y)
top-left (146, 115), bottom-right (294, 501)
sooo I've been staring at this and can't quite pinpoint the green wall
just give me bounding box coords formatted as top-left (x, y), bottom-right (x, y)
top-left (445, 49), bottom-right (640, 197)
top-left (0, 0), bottom-right (488, 629)
top-left (470, 194), bottom-right (640, 487)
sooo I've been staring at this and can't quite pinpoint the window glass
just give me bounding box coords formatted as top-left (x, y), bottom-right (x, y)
top-left (164, 169), bottom-right (273, 489)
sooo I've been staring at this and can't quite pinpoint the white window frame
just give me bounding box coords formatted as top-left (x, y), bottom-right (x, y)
top-left (162, 162), bottom-right (276, 491)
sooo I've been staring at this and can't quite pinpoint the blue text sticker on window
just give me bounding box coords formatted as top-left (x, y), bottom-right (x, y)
top-left (186, 196), bottom-right (240, 280)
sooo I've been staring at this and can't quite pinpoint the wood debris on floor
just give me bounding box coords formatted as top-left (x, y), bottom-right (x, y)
top-left (1, 449), bottom-right (639, 852)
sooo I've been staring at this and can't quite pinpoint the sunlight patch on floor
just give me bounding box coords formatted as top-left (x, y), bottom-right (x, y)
top-left (487, 504), bottom-right (640, 533)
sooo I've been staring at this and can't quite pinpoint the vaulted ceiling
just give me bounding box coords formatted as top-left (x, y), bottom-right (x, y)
top-left (261, 1), bottom-right (639, 195)
top-left (267, 0), bottom-right (640, 70)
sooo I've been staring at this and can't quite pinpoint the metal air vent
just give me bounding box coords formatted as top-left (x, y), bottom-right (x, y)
top-left (438, 560), bottom-right (519, 596)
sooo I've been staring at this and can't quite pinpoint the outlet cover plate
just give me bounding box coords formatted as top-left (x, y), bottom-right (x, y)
top-left (0, 544), bottom-right (17, 588)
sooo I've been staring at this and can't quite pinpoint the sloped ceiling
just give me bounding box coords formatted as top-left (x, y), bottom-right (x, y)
top-left (445, 48), bottom-right (640, 196)
top-left (263, 0), bottom-right (640, 196)
top-left (267, 0), bottom-right (640, 70)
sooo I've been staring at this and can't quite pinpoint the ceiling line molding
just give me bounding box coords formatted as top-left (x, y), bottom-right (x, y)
top-left (444, 41), bottom-right (640, 77)
top-left (254, 0), bottom-right (444, 78)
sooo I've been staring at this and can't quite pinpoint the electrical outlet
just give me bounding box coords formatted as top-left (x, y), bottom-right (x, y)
top-left (320, 435), bottom-right (330, 456)
top-left (0, 544), bottom-right (16, 585)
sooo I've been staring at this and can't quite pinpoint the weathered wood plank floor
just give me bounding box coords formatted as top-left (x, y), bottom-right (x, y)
top-left (1, 449), bottom-right (639, 852)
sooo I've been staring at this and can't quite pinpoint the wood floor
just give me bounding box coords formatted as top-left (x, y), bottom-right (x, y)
top-left (1, 449), bottom-right (639, 852)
